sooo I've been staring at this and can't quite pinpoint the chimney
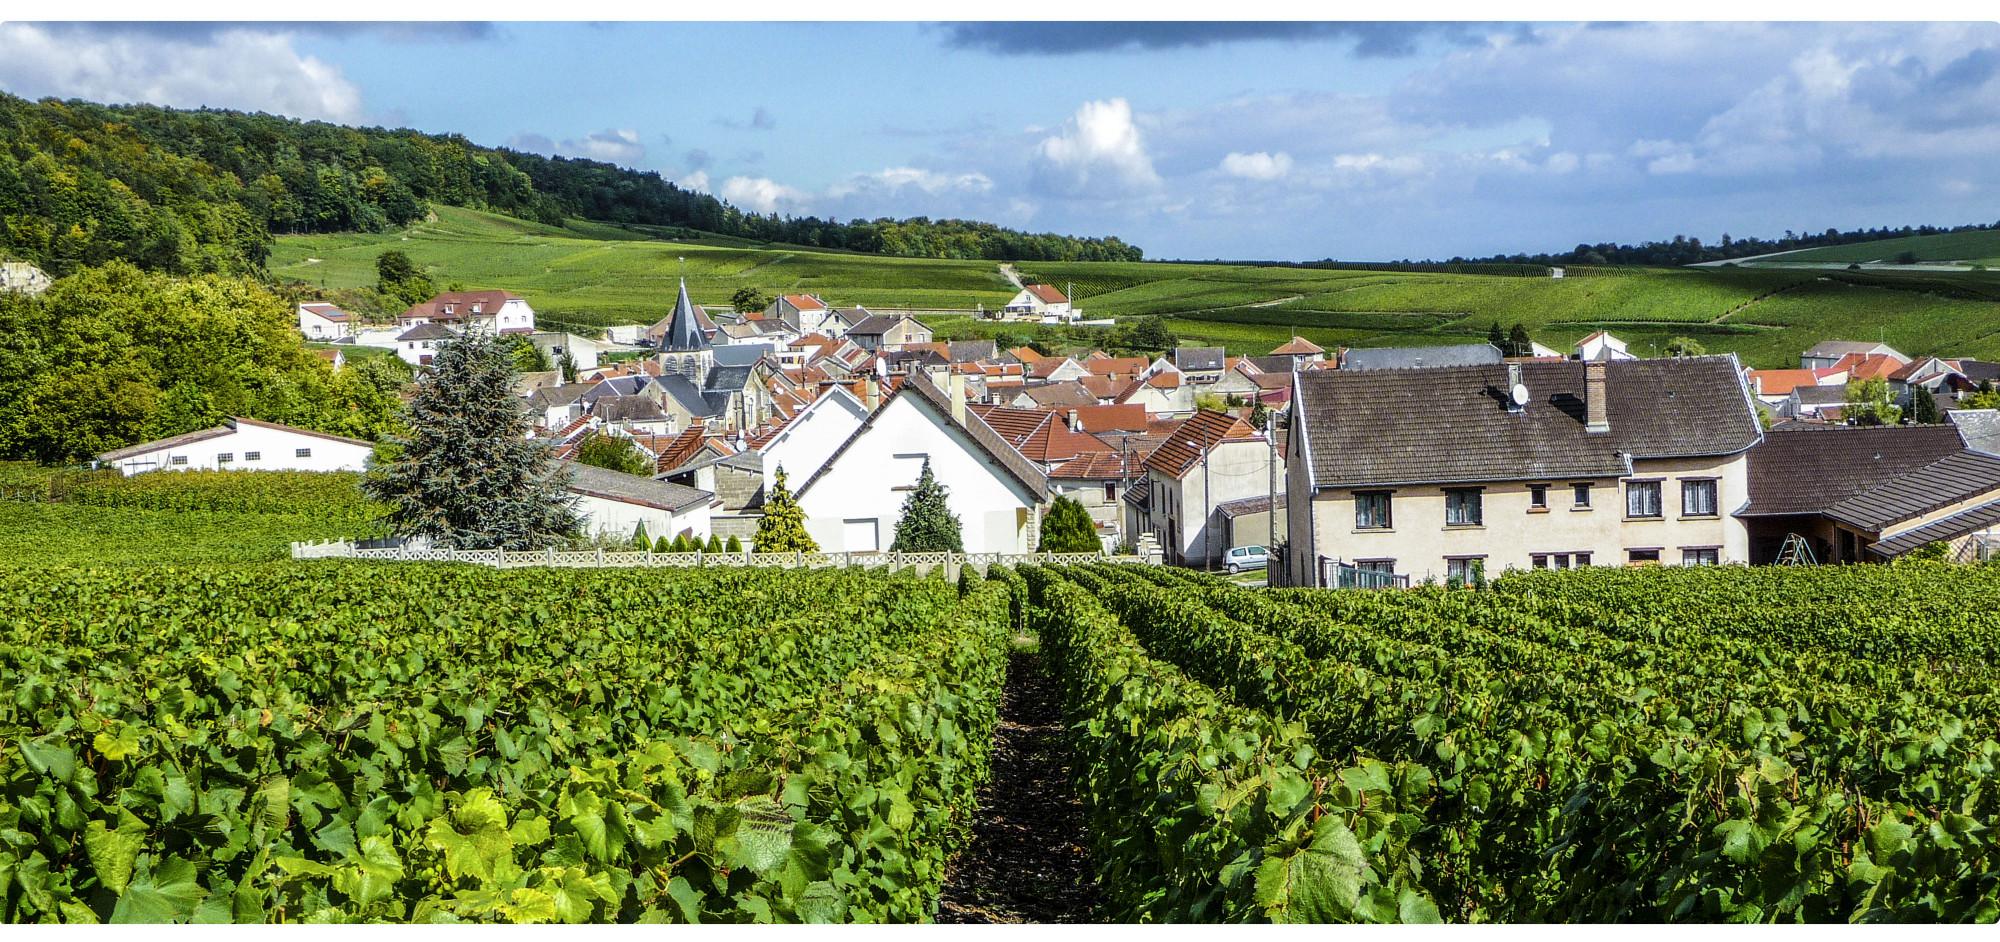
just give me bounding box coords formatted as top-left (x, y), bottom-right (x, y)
top-left (1506, 362), bottom-right (1524, 414)
top-left (1068, 409), bottom-right (1082, 432)
top-left (947, 370), bottom-right (967, 425)
top-left (864, 375), bottom-right (880, 411)
top-left (1584, 360), bottom-right (1610, 433)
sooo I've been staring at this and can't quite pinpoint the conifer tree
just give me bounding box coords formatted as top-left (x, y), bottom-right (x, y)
top-left (705, 533), bottom-right (723, 553)
top-left (1486, 321), bottom-right (1506, 349)
top-left (725, 534), bottom-right (743, 553)
top-left (1508, 323), bottom-right (1533, 357)
top-left (654, 534), bottom-right (671, 553)
top-left (754, 467), bottom-right (819, 552)
top-left (363, 331), bottom-right (579, 549)
top-left (1038, 495), bottom-right (1101, 553)
top-left (631, 522), bottom-right (649, 551)
top-left (1912, 386), bottom-right (1941, 425)
top-left (890, 458), bottom-right (964, 553)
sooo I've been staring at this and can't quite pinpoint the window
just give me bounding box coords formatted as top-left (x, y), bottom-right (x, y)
top-left (1356, 559), bottom-right (1395, 573)
top-left (1626, 481), bottom-right (1663, 518)
top-left (1682, 479), bottom-right (1718, 517)
top-left (217, 453), bottom-right (234, 463)
top-left (296, 448), bottom-right (312, 458)
top-left (1575, 552), bottom-right (1592, 567)
top-left (170, 456), bottom-right (188, 466)
top-left (1535, 552), bottom-right (1587, 570)
top-left (1445, 489), bottom-right (1483, 527)
top-left (1355, 491), bottom-right (1392, 529)
top-left (1446, 556), bottom-right (1486, 582)
top-left (1572, 483), bottom-right (1592, 508)
top-left (1628, 549), bottom-right (1662, 566)
top-left (1529, 484), bottom-right (1548, 510)
top-left (1683, 547), bottom-right (1720, 566)
top-left (244, 451), bottom-right (261, 462)
top-left (1532, 554), bottom-right (1547, 569)
top-left (1104, 482), bottom-right (1118, 502)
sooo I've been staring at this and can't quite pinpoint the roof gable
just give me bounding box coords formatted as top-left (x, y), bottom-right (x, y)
top-left (1144, 409), bottom-right (1261, 478)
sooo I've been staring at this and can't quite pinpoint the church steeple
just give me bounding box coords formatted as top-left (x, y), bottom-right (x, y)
top-left (662, 278), bottom-right (711, 353)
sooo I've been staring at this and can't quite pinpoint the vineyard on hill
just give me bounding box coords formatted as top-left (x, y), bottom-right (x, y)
top-left (5, 554), bottom-right (2000, 922)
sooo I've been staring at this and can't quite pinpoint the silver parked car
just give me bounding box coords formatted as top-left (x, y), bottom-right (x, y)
top-left (1224, 545), bottom-right (1268, 574)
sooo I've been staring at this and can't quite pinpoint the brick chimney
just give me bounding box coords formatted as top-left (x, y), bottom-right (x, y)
top-left (1585, 360), bottom-right (1610, 433)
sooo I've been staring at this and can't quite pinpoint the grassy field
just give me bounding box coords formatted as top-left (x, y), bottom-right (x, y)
top-left (271, 208), bottom-right (2000, 369)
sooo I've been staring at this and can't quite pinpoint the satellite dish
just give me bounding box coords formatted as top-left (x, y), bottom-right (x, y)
top-left (1511, 383), bottom-right (1531, 406)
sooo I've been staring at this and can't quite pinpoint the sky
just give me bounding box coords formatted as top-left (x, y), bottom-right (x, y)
top-left (3, 20), bottom-right (2000, 261)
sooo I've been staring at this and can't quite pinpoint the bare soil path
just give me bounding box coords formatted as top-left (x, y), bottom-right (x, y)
top-left (935, 650), bottom-right (1100, 923)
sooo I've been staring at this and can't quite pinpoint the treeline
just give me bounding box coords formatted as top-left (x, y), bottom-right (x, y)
top-left (0, 93), bottom-right (1141, 277)
top-left (1456, 220), bottom-right (2000, 267)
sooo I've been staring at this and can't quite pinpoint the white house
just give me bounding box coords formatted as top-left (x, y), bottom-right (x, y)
top-left (1002, 284), bottom-right (1078, 323)
top-left (395, 323), bottom-right (458, 366)
top-left (604, 324), bottom-right (649, 345)
top-left (1574, 331), bottom-right (1635, 361)
top-left (757, 386), bottom-right (870, 497)
top-left (563, 461), bottom-right (715, 542)
top-left (399, 290), bottom-right (536, 335)
top-left (793, 371), bottom-right (1049, 554)
top-left (96, 417), bottom-right (376, 475)
top-left (297, 302), bottom-right (353, 340)
top-left (1129, 409), bottom-right (1281, 568)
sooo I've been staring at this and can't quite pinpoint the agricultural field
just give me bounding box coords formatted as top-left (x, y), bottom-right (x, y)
top-left (0, 563), bottom-right (1013, 923)
top-left (1019, 562), bottom-right (2000, 922)
top-left (270, 208), bottom-right (2000, 369)
top-left (1738, 228), bottom-right (2000, 266)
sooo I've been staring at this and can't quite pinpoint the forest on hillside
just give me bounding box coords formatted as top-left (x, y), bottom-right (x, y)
top-left (1454, 220), bottom-right (2000, 268)
top-left (0, 94), bottom-right (1143, 278)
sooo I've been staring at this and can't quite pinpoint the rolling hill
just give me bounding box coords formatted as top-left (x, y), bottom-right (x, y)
top-left (272, 207), bottom-right (2000, 370)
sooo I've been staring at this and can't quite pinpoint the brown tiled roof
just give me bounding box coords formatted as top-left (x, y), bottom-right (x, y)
top-left (1824, 451), bottom-right (2000, 532)
top-left (654, 426), bottom-right (709, 474)
top-left (1270, 336), bottom-right (1324, 355)
top-left (781, 294), bottom-right (827, 311)
top-left (1071, 403), bottom-right (1150, 433)
top-left (1028, 357), bottom-right (1078, 379)
top-left (970, 405), bottom-right (1052, 444)
top-left (1021, 382), bottom-right (1099, 410)
top-left (1049, 451), bottom-right (1145, 481)
top-left (1024, 283), bottom-right (1068, 304)
top-left (1144, 409), bottom-right (1261, 479)
top-left (1006, 346), bottom-right (1045, 363)
top-left (1078, 375), bottom-right (1127, 400)
top-left (1084, 356), bottom-right (1148, 376)
top-left (1747, 368), bottom-right (1825, 396)
top-left (1869, 498), bottom-right (2000, 558)
top-left (1216, 494), bottom-right (1287, 518)
top-left (1018, 422), bottom-right (1113, 464)
top-left (1295, 356), bottom-right (1762, 490)
top-left (301, 302), bottom-right (350, 321)
top-left (401, 290), bottom-right (522, 322)
top-left (1742, 423), bottom-right (1967, 516)
top-left (1835, 353), bottom-right (1905, 382)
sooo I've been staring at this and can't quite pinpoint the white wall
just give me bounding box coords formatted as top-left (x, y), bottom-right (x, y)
top-left (298, 306), bottom-right (350, 340)
top-left (760, 389), bottom-right (868, 494)
top-left (571, 492), bottom-right (711, 543)
top-left (1151, 438), bottom-right (1281, 566)
top-left (796, 394), bottom-right (1037, 553)
top-left (108, 424), bottom-right (373, 475)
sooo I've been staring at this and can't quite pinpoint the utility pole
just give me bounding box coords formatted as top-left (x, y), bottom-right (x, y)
top-left (1267, 424), bottom-right (1277, 554)
top-left (1203, 443), bottom-right (1213, 571)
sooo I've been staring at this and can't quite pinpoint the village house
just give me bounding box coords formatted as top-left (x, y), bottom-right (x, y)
top-left (1282, 356), bottom-right (1763, 587)
top-left (844, 314), bottom-right (934, 352)
top-left (1801, 340), bottom-right (1907, 371)
top-left (1001, 283), bottom-right (1078, 323)
top-left (793, 371), bottom-right (1049, 554)
top-left (1129, 409), bottom-right (1282, 568)
top-left (1215, 494), bottom-right (1287, 562)
top-left (399, 290), bottom-right (536, 334)
top-left (1574, 331), bottom-right (1636, 361)
top-left (1047, 451), bottom-right (1144, 551)
top-left (394, 323), bottom-right (457, 366)
top-left (297, 302), bottom-right (353, 340)
top-left (766, 294), bottom-right (854, 335)
top-left (97, 417), bottom-right (376, 475)
top-left (530, 332), bottom-right (601, 372)
top-left (1172, 347), bottom-right (1228, 384)
top-left (1737, 423), bottom-right (2000, 564)
top-left (1268, 336), bottom-right (1326, 371)
top-left (563, 461), bottom-right (716, 543)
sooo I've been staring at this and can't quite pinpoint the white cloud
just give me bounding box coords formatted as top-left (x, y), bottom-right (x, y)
top-left (1032, 98), bottom-right (1162, 197)
top-left (720, 176), bottom-right (810, 214)
top-left (0, 22), bottom-right (362, 121)
top-left (1218, 151), bottom-right (1293, 180)
top-left (826, 167), bottom-right (994, 199)
top-left (679, 171), bottom-right (710, 194)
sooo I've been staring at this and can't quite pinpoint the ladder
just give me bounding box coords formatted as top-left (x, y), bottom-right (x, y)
top-left (1775, 533), bottom-right (1818, 566)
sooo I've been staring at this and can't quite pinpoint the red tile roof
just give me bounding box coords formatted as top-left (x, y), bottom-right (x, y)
top-left (1271, 336), bottom-right (1324, 355)
top-left (400, 290), bottom-right (524, 322)
top-left (1024, 283), bottom-right (1068, 304)
top-left (1050, 451), bottom-right (1145, 481)
top-left (654, 426), bottom-right (708, 473)
top-left (1084, 355), bottom-right (1149, 376)
top-left (1143, 409), bottom-right (1262, 479)
top-left (1077, 375), bottom-right (1126, 400)
top-left (1747, 368), bottom-right (1826, 397)
top-left (1070, 403), bottom-right (1150, 433)
top-left (781, 294), bottom-right (827, 311)
top-left (1836, 353), bottom-right (1906, 382)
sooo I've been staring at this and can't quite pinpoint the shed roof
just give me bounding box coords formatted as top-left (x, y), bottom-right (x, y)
top-left (1824, 451), bottom-right (2000, 532)
top-left (1741, 423), bottom-right (1967, 516)
top-left (563, 460), bottom-right (713, 513)
top-left (1342, 343), bottom-right (1503, 371)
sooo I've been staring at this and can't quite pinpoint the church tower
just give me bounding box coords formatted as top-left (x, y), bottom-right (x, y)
top-left (656, 278), bottom-right (713, 384)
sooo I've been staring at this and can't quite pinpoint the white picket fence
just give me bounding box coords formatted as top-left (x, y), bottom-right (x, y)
top-left (290, 539), bottom-right (1154, 573)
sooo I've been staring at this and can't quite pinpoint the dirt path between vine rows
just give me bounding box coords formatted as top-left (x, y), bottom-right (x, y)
top-left (935, 650), bottom-right (1100, 923)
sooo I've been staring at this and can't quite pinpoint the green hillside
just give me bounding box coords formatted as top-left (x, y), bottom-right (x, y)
top-left (1739, 228), bottom-right (2000, 265)
top-left (274, 207), bottom-right (2000, 370)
